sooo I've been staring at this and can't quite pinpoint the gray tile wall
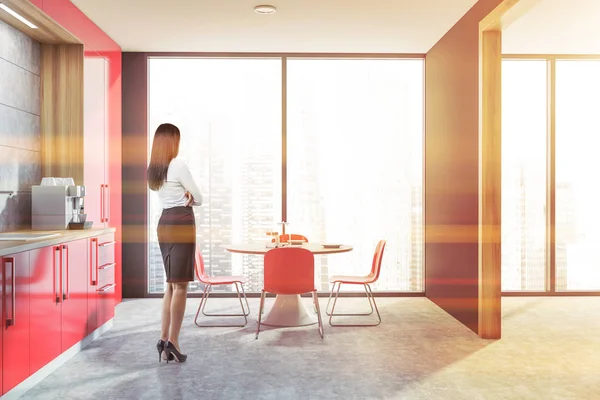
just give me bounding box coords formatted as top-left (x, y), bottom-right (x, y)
top-left (0, 20), bottom-right (41, 232)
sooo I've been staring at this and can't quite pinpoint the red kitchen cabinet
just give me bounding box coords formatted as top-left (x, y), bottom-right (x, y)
top-left (97, 279), bottom-right (115, 328)
top-left (1, 232), bottom-right (116, 396)
top-left (1, 252), bottom-right (30, 395)
top-left (83, 53), bottom-right (110, 228)
top-left (29, 246), bottom-right (62, 375)
top-left (61, 240), bottom-right (88, 351)
top-left (88, 234), bottom-right (115, 333)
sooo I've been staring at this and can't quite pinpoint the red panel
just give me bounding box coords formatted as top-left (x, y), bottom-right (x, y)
top-left (38, 1), bottom-right (120, 53)
top-left (61, 241), bottom-right (89, 351)
top-left (29, 246), bottom-right (62, 375)
top-left (108, 52), bottom-right (123, 303)
top-left (2, 252), bottom-right (30, 395)
top-left (41, 1), bottom-right (123, 304)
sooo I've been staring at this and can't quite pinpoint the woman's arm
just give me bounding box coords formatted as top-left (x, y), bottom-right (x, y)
top-left (175, 160), bottom-right (203, 206)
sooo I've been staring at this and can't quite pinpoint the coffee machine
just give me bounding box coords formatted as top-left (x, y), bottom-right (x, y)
top-left (32, 178), bottom-right (93, 230)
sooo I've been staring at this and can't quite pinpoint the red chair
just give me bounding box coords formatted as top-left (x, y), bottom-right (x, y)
top-left (194, 249), bottom-right (250, 327)
top-left (271, 233), bottom-right (308, 243)
top-left (256, 247), bottom-right (323, 339)
top-left (326, 240), bottom-right (386, 326)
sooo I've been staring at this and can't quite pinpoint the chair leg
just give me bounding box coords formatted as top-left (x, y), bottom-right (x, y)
top-left (365, 284), bottom-right (381, 326)
top-left (326, 282), bottom-right (374, 316)
top-left (325, 281), bottom-right (338, 316)
top-left (255, 290), bottom-right (266, 339)
top-left (195, 282), bottom-right (250, 327)
top-left (194, 284), bottom-right (211, 327)
top-left (313, 290), bottom-right (324, 339)
top-left (329, 283), bottom-right (381, 327)
top-left (237, 282), bottom-right (251, 316)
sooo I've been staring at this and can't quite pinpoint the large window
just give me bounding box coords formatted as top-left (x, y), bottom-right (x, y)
top-left (147, 57), bottom-right (425, 294)
top-left (555, 60), bottom-right (600, 291)
top-left (501, 60), bottom-right (548, 291)
top-left (286, 59), bottom-right (424, 291)
top-left (500, 57), bottom-right (600, 293)
top-left (148, 58), bottom-right (282, 294)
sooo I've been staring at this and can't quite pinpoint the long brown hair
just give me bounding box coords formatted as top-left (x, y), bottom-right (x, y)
top-left (147, 123), bottom-right (181, 191)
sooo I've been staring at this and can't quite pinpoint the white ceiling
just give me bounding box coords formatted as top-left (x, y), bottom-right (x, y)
top-left (503, 0), bottom-right (600, 54)
top-left (70, 0), bottom-right (479, 53)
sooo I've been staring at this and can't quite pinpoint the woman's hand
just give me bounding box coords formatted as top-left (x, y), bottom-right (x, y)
top-left (184, 191), bottom-right (194, 207)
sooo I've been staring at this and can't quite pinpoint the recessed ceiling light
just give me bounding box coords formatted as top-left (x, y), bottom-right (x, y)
top-left (0, 3), bottom-right (37, 29)
top-left (254, 5), bottom-right (276, 14)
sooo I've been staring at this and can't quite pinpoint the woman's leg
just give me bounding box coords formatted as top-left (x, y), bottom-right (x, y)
top-left (160, 282), bottom-right (173, 341)
top-left (168, 282), bottom-right (189, 351)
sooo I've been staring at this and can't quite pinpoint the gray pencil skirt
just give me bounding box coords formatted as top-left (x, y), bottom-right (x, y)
top-left (157, 206), bottom-right (196, 283)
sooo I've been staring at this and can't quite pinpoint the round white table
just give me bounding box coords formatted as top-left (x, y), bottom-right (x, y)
top-left (223, 242), bottom-right (352, 327)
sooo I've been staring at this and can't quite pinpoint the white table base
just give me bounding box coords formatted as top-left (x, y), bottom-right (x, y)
top-left (259, 294), bottom-right (317, 327)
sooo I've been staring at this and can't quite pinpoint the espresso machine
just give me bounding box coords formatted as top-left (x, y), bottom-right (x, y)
top-left (32, 178), bottom-right (92, 230)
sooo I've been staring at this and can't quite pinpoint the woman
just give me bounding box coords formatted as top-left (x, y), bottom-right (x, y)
top-left (148, 123), bottom-right (203, 363)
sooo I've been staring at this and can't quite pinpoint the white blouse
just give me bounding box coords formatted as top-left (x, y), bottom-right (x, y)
top-left (157, 158), bottom-right (203, 209)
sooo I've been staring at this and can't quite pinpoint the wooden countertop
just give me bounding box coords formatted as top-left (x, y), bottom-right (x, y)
top-left (0, 228), bottom-right (116, 257)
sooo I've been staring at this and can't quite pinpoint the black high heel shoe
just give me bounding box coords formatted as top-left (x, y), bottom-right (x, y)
top-left (164, 341), bottom-right (187, 363)
top-left (156, 340), bottom-right (174, 362)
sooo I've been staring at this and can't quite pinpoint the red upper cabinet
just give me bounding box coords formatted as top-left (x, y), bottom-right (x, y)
top-left (29, 246), bottom-right (62, 375)
top-left (83, 53), bottom-right (110, 228)
top-left (2, 252), bottom-right (31, 396)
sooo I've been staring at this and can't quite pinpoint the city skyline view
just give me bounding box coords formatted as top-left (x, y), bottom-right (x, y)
top-left (147, 57), bottom-right (424, 294)
top-left (502, 59), bottom-right (600, 292)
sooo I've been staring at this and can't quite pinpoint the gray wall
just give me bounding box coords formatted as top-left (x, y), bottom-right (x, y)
top-left (0, 20), bottom-right (41, 232)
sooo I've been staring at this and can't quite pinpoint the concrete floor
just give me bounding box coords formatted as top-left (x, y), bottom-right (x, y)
top-left (20, 296), bottom-right (600, 400)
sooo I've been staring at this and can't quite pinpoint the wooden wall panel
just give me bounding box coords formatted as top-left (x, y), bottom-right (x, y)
top-left (478, 30), bottom-right (502, 339)
top-left (40, 44), bottom-right (84, 184)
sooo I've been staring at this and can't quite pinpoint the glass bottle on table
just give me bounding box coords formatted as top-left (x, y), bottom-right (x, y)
top-left (277, 221), bottom-right (289, 244)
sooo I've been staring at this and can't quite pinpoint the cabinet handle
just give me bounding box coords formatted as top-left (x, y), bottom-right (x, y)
top-left (95, 238), bottom-right (100, 286)
top-left (3, 257), bottom-right (16, 328)
top-left (99, 241), bottom-right (116, 248)
top-left (2, 257), bottom-right (17, 329)
top-left (99, 262), bottom-right (116, 270)
top-left (62, 245), bottom-right (69, 300)
top-left (100, 184), bottom-right (105, 223)
top-left (90, 238), bottom-right (98, 286)
top-left (98, 283), bottom-right (116, 292)
top-left (55, 247), bottom-right (61, 303)
top-left (105, 184), bottom-right (110, 223)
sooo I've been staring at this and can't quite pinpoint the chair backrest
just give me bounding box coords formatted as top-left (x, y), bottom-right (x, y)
top-left (194, 248), bottom-right (208, 282)
top-left (263, 247), bottom-right (315, 295)
top-left (368, 240), bottom-right (386, 281)
top-left (271, 233), bottom-right (309, 243)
